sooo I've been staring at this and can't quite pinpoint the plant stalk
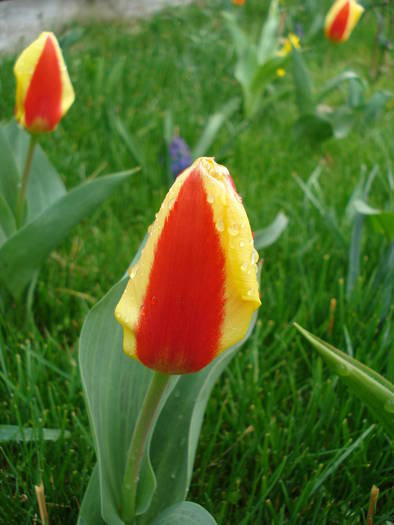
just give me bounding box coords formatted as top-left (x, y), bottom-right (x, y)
top-left (121, 371), bottom-right (171, 524)
top-left (16, 134), bottom-right (37, 229)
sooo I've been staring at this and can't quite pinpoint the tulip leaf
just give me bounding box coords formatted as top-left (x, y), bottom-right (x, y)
top-left (151, 502), bottom-right (217, 525)
top-left (254, 211), bottom-right (288, 250)
top-left (294, 113), bottom-right (333, 144)
top-left (0, 125), bottom-right (19, 214)
top-left (353, 199), bottom-right (394, 240)
top-left (0, 425), bottom-right (69, 443)
top-left (3, 121), bottom-right (67, 223)
top-left (0, 171), bottom-right (135, 299)
top-left (78, 278), bottom-right (259, 524)
top-left (294, 323), bottom-right (394, 437)
top-left (79, 278), bottom-right (178, 524)
top-left (257, 0), bottom-right (280, 64)
top-left (316, 70), bottom-right (364, 104)
top-left (192, 98), bottom-right (240, 159)
top-left (77, 464), bottom-right (106, 525)
top-left (291, 47), bottom-right (314, 115)
top-left (0, 194), bottom-right (16, 246)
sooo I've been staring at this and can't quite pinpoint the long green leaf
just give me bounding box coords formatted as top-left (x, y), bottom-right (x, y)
top-left (291, 48), bottom-right (314, 115)
top-left (192, 98), bottom-right (240, 159)
top-left (77, 464), bottom-right (106, 525)
top-left (316, 71), bottom-right (364, 103)
top-left (254, 211), bottom-right (288, 250)
top-left (151, 502), bottom-right (217, 525)
top-left (0, 171), bottom-right (135, 299)
top-left (0, 125), bottom-right (19, 214)
top-left (257, 0), bottom-right (280, 63)
top-left (0, 194), bottom-right (16, 246)
top-left (354, 199), bottom-right (394, 240)
top-left (294, 323), bottom-right (394, 437)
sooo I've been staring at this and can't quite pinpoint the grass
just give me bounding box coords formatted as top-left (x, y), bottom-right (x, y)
top-left (0, 1), bottom-right (393, 523)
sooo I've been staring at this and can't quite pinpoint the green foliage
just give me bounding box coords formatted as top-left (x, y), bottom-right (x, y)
top-left (224, 0), bottom-right (284, 118)
top-left (294, 324), bottom-right (394, 437)
top-left (0, 122), bottom-right (136, 300)
top-left (290, 48), bottom-right (392, 143)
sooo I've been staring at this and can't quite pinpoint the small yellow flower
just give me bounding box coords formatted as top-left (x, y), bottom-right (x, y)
top-left (278, 33), bottom-right (301, 57)
top-left (276, 68), bottom-right (286, 78)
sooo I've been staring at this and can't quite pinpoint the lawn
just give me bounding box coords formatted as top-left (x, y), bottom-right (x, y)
top-left (0, 1), bottom-right (393, 524)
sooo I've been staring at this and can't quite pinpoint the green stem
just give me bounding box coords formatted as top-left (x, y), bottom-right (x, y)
top-left (16, 135), bottom-right (37, 229)
top-left (121, 371), bottom-right (171, 524)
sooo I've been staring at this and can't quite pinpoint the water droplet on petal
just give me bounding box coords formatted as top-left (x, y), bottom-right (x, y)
top-left (247, 288), bottom-right (254, 297)
top-left (249, 239), bottom-right (254, 246)
top-left (216, 220), bottom-right (225, 232)
top-left (251, 249), bottom-right (259, 264)
top-left (207, 194), bottom-right (214, 204)
top-left (241, 262), bottom-right (248, 272)
top-left (239, 240), bottom-right (245, 248)
top-left (130, 267), bottom-right (137, 279)
top-left (148, 225), bottom-right (153, 235)
top-left (228, 223), bottom-right (239, 236)
top-left (151, 295), bottom-right (158, 305)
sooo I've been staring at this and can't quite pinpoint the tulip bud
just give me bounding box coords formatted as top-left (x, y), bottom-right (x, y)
top-left (14, 32), bottom-right (75, 133)
top-left (324, 0), bottom-right (364, 43)
top-left (115, 157), bottom-right (261, 374)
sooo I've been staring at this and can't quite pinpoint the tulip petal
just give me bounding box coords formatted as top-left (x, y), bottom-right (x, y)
top-left (324, 0), bottom-right (364, 43)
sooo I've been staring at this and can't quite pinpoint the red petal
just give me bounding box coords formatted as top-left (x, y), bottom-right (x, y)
top-left (329, 1), bottom-right (350, 41)
top-left (135, 170), bottom-right (226, 373)
top-left (25, 36), bottom-right (62, 131)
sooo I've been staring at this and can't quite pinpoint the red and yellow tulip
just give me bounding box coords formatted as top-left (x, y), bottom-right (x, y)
top-left (324, 0), bottom-right (364, 43)
top-left (14, 32), bottom-right (75, 133)
top-left (115, 157), bottom-right (261, 374)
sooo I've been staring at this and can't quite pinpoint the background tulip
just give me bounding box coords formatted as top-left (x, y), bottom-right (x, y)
top-left (115, 157), bottom-right (261, 374)
top-left (324, 0), bottom-right (364, 43)
top-left (14, 32), bottom-right (74, 133)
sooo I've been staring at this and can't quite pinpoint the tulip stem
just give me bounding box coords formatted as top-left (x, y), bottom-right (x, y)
top-left (16, 134), bottom-right (37, 229)
top-left (121, 371), bottom-right (171, 524)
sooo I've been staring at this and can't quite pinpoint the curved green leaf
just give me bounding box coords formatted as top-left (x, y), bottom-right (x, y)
top-left (294, 323), bottom-right (394, 437)
top-left (77, 464), bottom-right (106, 525)
top-left (151, 501), bottom-right (217, 525)
top-left (254, 211), bottom-right (288, 250)
top-left (0, 170), bottom-right (135, 299)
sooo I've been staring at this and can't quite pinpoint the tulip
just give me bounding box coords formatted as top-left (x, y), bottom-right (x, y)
top-left (324, 0), bottom-right (364, 43)
top-left (232, 0), bottom-right (246, 5)
top-left (115, 157), bottom-right (261, 375)
top-left (14, 32), bottom-right (75, 133)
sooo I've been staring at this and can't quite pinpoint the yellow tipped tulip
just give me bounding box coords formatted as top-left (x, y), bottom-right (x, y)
top-left (14, 32), bottom-right (74, 133)
top-left (325, 0), bottom-right (364, 43)
top-left (115, 157), bottom-right (261, 374)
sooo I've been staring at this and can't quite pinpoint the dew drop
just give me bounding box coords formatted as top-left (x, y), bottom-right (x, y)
top-left (228, 223), bottom-right (239, 236)
top-left (151, 295), bottom-right (158, 305)
top-left (251, 249), bottom-right (259, 264)
top-left (240, 262), bottom-right (248, 272)
top-left (171, 473), bottom-right (176, 480)
top-left (130, 267), bottom-right (137, 279)
top-left (147, 225), bottom-right (153, 235)
top-left (207, 194), bottom-right (214, 204)
top-left (247, 288), bottom-right (254, 297)
top-left (216, 220), bottom-right (225, 232)
top-left (239, 240), bottom-right (245, 248)
top-left (249, 239), bottom-right (254, 246)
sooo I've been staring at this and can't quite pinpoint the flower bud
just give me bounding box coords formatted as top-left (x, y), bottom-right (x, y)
top-left (324, 0), bottom-right (364, 43)
top-left (14, 32), bottom-right (75, 133)
top-left (115, 158), bottom-right (261, 374)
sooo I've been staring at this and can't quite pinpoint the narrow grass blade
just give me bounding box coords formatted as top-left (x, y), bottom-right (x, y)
top-left (294, 323), bottom-right (394, 437)
top-left (254, 212), bottom-right (289, 250)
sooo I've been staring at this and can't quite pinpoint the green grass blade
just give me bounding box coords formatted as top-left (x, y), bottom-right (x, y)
top-left (294, 323), bottom-right (394, 437)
